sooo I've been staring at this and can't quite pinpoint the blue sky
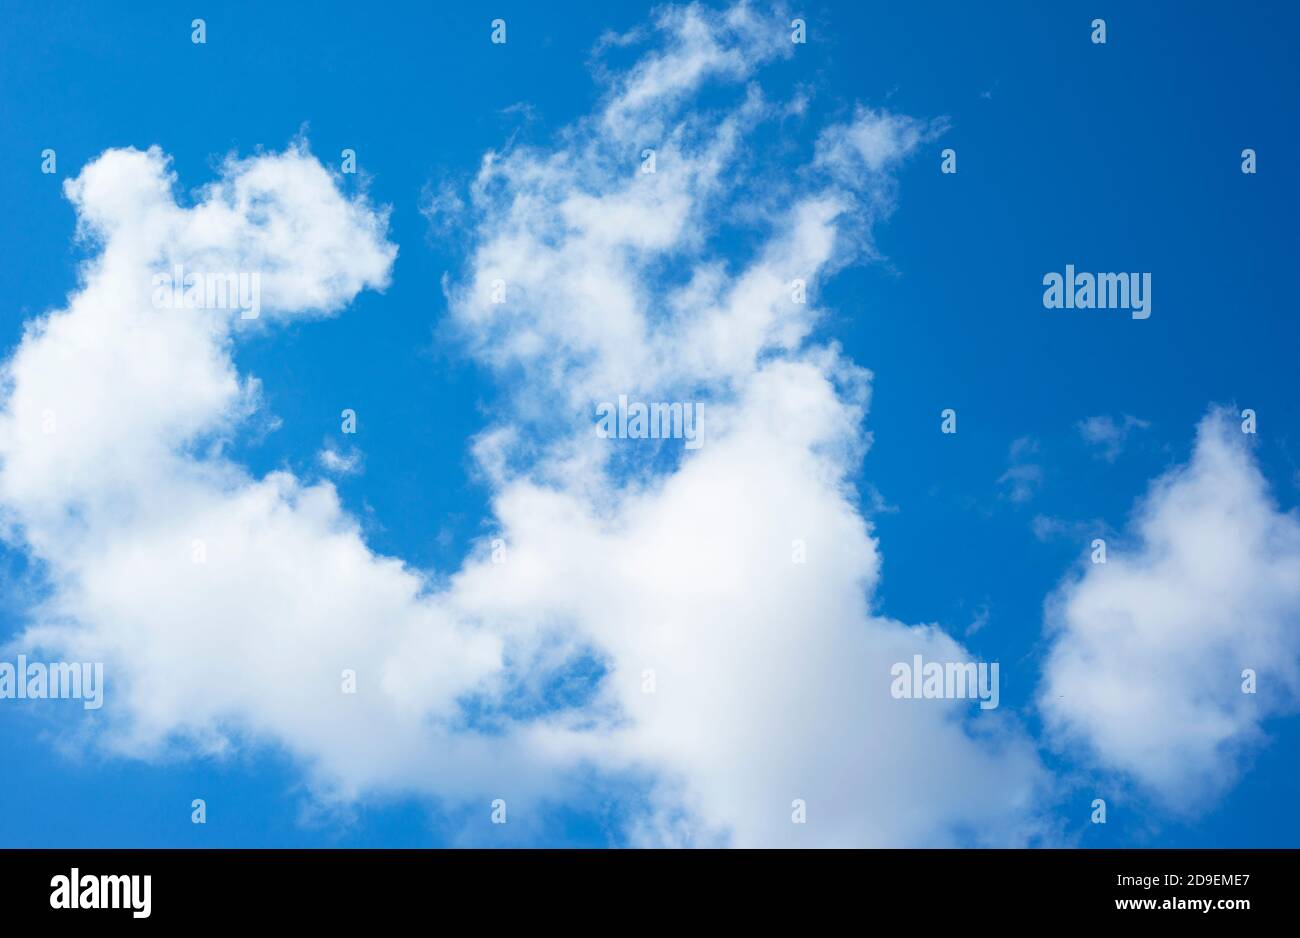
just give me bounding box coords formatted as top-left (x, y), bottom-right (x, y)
top-left (1, 1), bottom-right (1298, 847)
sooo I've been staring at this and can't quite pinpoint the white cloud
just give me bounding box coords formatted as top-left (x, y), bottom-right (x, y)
top-left (1, 3), bottom-right (1051, 846)
top-left (814, 104), bottom-right (946, 177)
top-left (318, 445), bottom-right (363, 476)
top-left (1039, 408), bottom-right (1300, 811)
top-left (447, 358), bottom-right (1046, 845)
top-left (596, 1), bottom-right (791, 141)
top-left (435, 5), bottom-right (1046, 845)
top-left (0, 145), bottom-right (544, 805)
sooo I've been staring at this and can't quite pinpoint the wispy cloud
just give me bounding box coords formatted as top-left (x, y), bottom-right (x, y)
top-left (965, 604), bottom-right (991, 637)
top-left (999, 436), bottom-right (1043, 503)
top-left (1077, 414), bottom-right (1150, 462)
top-left (1032, 514), bottom-right (1107, 543)
top-left (318, 444), bottom-right (364, 476)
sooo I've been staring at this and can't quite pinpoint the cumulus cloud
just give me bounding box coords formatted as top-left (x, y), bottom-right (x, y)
top-left (437, 4), bottom-right (1046, 844)
top-left (1, 3), bottom-right (1049, 846)
top-left (0, 145), bottom-right (542, 805)
top-left (1039, 408), bottom-right (1300, 811)
top-left (448, 358), bottom-right (1045, 845)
